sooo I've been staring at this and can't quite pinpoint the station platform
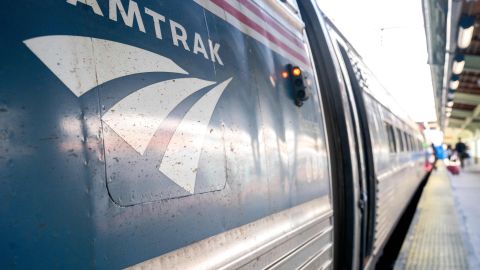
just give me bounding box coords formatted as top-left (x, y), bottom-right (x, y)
top-left (394, 164), bottom-right (480, 270)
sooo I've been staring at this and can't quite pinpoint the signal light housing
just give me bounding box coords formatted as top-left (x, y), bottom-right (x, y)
top-left (285, 64), bottom-right (310, 107)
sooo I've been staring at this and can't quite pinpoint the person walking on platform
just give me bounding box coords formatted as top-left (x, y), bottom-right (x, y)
top-left (447, 144), bottom-right (453, 160)
top-left (455, 138), bottom-right (467, 168)
top-left (431, 143), bottom-right (438, 170)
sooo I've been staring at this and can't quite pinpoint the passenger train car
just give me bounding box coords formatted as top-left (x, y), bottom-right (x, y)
top-left (0, 0), bottom-right (427, 269)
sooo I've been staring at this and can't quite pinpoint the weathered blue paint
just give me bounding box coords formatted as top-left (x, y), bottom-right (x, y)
top-left (0, 0), bottom-right (331, 268)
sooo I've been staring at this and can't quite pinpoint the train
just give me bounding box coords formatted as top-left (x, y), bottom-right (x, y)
top-left (0, 0), bottom-right (427, 269)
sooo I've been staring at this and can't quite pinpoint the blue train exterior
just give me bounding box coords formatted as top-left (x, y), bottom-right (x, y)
top-left (0, 0), bottom-right (426, 269)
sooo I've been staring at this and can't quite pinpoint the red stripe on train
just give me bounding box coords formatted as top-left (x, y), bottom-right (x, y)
top-left (238, 0), bottom-right (304, 49)
top-left (211, 0), bottom-right (309, 65)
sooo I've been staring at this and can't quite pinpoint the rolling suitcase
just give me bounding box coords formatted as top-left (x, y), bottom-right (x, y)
top-left (447, 164), bottom-right (460, 175)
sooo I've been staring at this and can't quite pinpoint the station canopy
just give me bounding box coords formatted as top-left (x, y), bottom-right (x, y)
top-left (424, 0), bottom-right (480, 140)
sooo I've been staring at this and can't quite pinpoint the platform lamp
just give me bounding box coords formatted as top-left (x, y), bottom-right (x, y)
top-left (446, 96), bottom-right (454, 118)
top-left (447, 92), bottom-right (455, 101)
top-left (449, 75), bottom-right (460, 90)
top-left (452, 54), bottom-right (465, 74)
top-left (446, 102), bottom-right (453, 117)
top-left (458, 16), bottom-right (475, 49)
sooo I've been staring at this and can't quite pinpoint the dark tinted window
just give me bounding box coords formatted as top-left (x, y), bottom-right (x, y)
top-left (396, 128), bottom-right (404, 152)
top-left (403, 132), bottom-right (410, 151)
top-left (385, 122), bottom-right (397, 153)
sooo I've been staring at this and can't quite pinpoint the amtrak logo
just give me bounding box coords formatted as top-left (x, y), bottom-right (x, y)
top-left (24, 35), bottom-right (232, 197)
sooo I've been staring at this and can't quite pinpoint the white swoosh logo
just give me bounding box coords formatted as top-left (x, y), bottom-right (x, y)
top-left (160, 78), bottom-right (232, 193)
top-left (101, 78), bottom-right (216, 155)
top-left (24, 35), bottom-right (232, 195)
top-left (23, 35), bottom-right (188, 97)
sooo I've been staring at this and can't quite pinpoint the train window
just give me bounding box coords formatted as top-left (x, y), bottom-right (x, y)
top-left (409, 134), bottom-right (412, 151)
top-left (408, 135), bottom-right (417, 151)
top-left (411, 138), bottom-right (414, 151)
top-left (403, 132), bottom-right (410, 151)
top-left (396, 128), bottom-right (404, 152)
top-left (405, 134), bottom-right (410, 151)
top-left (384, 122), bottom-right (397, 153)
top-left (407, 133), bottom-right (413, 152)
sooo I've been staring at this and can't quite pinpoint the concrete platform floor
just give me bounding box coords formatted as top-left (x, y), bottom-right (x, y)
top-left (450, 164), bottom-right (480, 270)
top-left (394, 164), bottom-right (480, 270)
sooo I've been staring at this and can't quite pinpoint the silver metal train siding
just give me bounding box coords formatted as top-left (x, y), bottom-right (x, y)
top-left (0, 0), bottom-right (427, 269)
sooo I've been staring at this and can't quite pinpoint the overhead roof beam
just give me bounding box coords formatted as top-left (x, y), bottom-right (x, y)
top-left (449, 118), bottom-right (466, 126)
top-left (439, 0), bottom-right (463, 130)
top-left (464, 54), bottom-right (480, 71)
top-left (461, 104), bottom-right (480, 130)
top-left (454, 92), bottom-right (480, 105)
top-left (466, 122), bottom-right (480, 132)
top-left (451, 109), bottom-right (475, 118)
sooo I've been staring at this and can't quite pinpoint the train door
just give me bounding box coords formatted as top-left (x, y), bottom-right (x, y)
top-left (334, 44), bottom-right (377, 266)
top-left (297, 1), bottom-right (365, 269)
